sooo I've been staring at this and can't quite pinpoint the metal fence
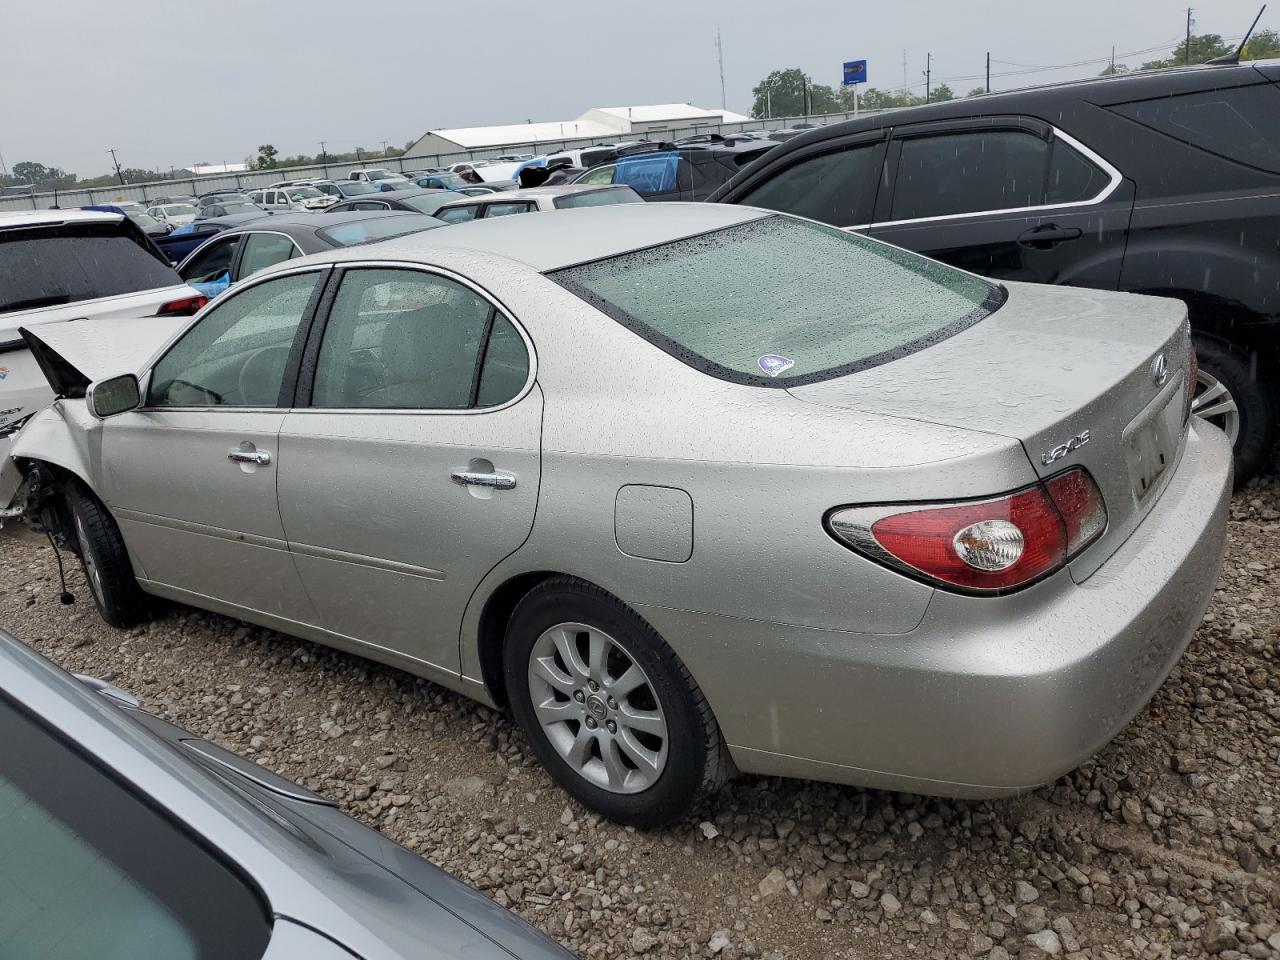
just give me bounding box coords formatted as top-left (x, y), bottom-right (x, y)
top-left (0, 109), bottom-right (892, 212)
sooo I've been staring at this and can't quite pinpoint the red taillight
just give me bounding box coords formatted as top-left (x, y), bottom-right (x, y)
top-left (828, 467), bottom-right (1107, 594)
top-left (156, 294), bottom-right (207, 317)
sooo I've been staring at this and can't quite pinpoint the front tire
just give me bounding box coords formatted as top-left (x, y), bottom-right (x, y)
top-left (64, 480), bottom-right (149, 628)
top-left (1191, 336), bottom-right (1276, 488)
top-left (503, 577), bottom-right (730, 828)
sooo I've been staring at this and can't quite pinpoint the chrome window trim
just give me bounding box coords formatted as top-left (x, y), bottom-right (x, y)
top-left (294, 258), bottom-right (539, 417)
top-left (848, 126), bottom-right (1123, 231)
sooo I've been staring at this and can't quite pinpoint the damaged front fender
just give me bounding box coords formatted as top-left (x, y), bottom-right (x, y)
top-left (1, 400), bottom-right (105, 517)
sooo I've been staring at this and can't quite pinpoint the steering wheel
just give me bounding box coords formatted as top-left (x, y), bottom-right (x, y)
top-left (238, 346), bottom-right (292, 405)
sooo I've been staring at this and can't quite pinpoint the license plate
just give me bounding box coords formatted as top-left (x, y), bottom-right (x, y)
top-left (1123, 389), bottom-right (1181, 501)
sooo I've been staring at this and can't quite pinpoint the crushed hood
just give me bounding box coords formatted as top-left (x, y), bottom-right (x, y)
top-left (19, 314), bottom-right (190, 398)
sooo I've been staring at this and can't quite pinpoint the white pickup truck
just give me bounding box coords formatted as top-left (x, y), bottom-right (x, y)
top-left (1, 210), bottom-right (204, 443)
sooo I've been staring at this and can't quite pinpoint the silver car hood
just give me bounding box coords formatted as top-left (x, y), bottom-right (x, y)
top-left (19, 313), bottom-right (190, 388)
top-left (788, 280), bottom-right (1193, 576)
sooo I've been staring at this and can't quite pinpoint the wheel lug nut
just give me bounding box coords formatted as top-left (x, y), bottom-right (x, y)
top-left (607, 697), bottom-right (617, 709)
top-left (585, 717), bottom-right (598, 729)
top-left (588, 680), bottom-right (599, 692)
top-left (573, 690), bottom-right (585, 702)
top-left (606, 720), bottom-right (617, 734)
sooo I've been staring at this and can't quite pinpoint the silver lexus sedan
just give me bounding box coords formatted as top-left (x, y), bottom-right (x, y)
top-left (1, 203), bottom-right (1232, 827)
top-left (0, 628), bottom-right (574, 960)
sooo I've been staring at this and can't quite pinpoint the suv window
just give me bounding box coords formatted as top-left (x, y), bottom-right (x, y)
top-left (577, 164), bottom-right (617, 186)
top-left (482, 202), bottom-right (536, 218)
top-left (0, 219), bottom-right (180, 315)
top-left (1110, 83), bottom-right (1280, 174)
top-left (551, 214), bottom-right (1000, 387)
top-left (312, 268), bottom-right (523, 409)
top-left (891, 130), bottom-right (1048, 220)
top-left (889, 129), bottom-right (1107, 220)
top-left (149, 271), bottom-right (321, 406)
top-left (736, 142), bottom-right (880, 226)
top-left (238, 232), bottom-right (298, 279)
top-left (0, 696), bottom-right (271, 960)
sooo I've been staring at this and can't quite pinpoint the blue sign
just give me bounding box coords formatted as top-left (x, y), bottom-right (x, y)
top-left (842, 60), bottom-right (867, 86)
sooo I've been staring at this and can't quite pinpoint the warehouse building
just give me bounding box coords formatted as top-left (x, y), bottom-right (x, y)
top-left (404, 103), bottom-right (751, 158)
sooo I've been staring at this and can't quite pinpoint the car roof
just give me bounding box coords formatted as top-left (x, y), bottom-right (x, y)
top-left (770, 61), bottom-right (1274, 150)
top-left (316, 202), bottom-right (768, 272)
top-left (218, 209), bottom-right (428, 238)
top-left (437, 184), bottom-right (629, 208)
top-left (0, 209), bottom-right (122, 227)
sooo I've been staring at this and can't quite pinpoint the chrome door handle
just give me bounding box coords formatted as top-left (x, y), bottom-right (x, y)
top-left (228, 449), bottom-right (272, 466)
top-left (451, 470), bottom-right (516, 490)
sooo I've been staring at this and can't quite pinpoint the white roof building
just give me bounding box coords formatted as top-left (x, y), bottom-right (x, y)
top-left (186, 162), bottom-right (251, 175)
top-left (405, 104), bottom-right (751, 158)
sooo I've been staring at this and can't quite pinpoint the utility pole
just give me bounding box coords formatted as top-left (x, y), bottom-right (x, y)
top-left (986, 51), bottom-right (991, 93)
top-left (902, 49), bottom-right (908, 92)
top-left (1186, 7), bottom-right (1194, 64)
top-left (0, 146), bottom-right (8, 179)
top-left (716, 27), bottom-right (726, 110)
top-left (923, 53), bottom-right (931, 103)
top-left (107, 148), bottom-right (125, 185)
top-left (356, 147), bottom-right (364, 163)
top-left (380, 139), bottom-right (389, 156)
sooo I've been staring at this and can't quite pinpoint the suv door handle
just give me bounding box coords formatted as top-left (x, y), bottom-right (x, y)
top-left (1017, 224), bottom-right (1083, 248)
top-left (451, 470), bottom-right (516, 490)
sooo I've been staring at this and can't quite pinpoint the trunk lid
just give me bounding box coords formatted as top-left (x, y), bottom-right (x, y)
top-left (788, 281), bottom-right (1193, 578)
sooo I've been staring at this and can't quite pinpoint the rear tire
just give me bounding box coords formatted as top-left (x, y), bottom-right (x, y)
top-left (64, 480), bottom-right (149, 628)
top-left (503, 577), bottom-right (730, 828)
top-left (1191, 335), bottom-right (1276, 488)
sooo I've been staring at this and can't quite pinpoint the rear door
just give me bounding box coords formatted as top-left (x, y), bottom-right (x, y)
top-left (869, 118), bottom-right (1134, 289)
top-left (276, 264), bottom-right (541, 673)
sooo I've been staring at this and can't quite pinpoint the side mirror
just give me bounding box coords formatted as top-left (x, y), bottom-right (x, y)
top-left (87, 374), bottom-right (141, 420)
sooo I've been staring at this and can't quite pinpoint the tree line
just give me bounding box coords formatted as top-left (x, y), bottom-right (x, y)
top-left (750, 29), bottom-right (1280, 118)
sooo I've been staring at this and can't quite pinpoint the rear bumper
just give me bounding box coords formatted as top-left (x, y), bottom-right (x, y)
top-left (639, 419), bottom-right (1232, 797)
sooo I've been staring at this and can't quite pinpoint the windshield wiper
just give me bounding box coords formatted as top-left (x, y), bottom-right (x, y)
top-left (0, 294), bottom-right (73, 313)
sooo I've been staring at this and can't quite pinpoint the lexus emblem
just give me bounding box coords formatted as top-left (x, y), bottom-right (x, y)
top-left (1151, 353), bottom-right (1168, 386)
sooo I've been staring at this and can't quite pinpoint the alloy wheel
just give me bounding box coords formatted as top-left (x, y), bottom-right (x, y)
top-left (1192, 369), bottom-right (1241, 446)
top-left (526, 622), bottom-right (669, 794)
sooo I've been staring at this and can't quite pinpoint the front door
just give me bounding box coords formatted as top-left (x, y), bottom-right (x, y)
top-left (869, 119), bottom-right (1133, 289)
top-left (101, 268), bottom-right (328, 622)
top-left (276, 265), bottom-right (541, 673)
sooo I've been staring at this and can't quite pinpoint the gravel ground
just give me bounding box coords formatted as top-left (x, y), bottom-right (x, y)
top-left (1, 479), bottom-right (1277, 960)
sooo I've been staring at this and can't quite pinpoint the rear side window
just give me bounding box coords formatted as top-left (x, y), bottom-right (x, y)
top-left (482, 202), bottom-right (536, 218)
top-left (0, 220), bottom-right (179, 315)
top-left (892, 130), bottom-right (1048, 220)
top-left (551, 214), bottom-right (1001, 387)
top-left (316, 214), bottom-right (441, 246)
top-left (1109, 83), bottom-right (1280, 173)
top-left (238, 232), bottom-right (298, 279)
top-left (736, 143), bottom-right (880, 226)
top-left (0, 696), bottom-right (270, 960)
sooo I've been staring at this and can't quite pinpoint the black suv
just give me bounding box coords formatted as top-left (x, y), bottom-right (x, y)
top-left (711, 61), bottom-right (1280, 483)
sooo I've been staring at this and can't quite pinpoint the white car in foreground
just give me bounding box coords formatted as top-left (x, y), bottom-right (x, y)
top-left (0, 210), bottom-right (204, 450)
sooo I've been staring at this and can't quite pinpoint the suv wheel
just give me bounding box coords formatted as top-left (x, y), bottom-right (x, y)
top-left (504, 577), bottom-right (730, 828)
top-left (1191, 336), bottom-right (1277, 487)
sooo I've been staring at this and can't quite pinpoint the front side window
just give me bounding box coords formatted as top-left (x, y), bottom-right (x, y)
top-left (237, 232), bottom-right (298, 279)
top-left (149, 271), bottom-right (321, 406)
top-left (482, 202), bottom-right (536, 218)
top-left (0, 697), bottom-right (271, 960)
top-left (891, 130), bottom-right (1049, 221)
top-left (577, 164), bottom-right (617, 186)
top-left (180, 236), bottom-right (240, 284)
top-left (1109, 83), bottom-right (1280, 174)
top-left (312, 268), bottom-right (527, 409)
top-left (737, 143), bottom-right (880, 226)
top-left (551, 214), bottom-right (1000, 387)
top-left (436, 205), bottom-right (480, 223)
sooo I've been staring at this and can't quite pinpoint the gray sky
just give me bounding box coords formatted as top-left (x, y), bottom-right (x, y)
top-left (1, 0), bottom-right (1269, 177)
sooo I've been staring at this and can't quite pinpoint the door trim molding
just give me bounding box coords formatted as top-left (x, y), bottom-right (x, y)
top-left (114, 508), bottom-right (289, 551)
top-left (288, 541), bottom-right (446, 581)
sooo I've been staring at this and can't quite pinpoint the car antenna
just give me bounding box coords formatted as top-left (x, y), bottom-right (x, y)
top-left (1206, 4), bottom-right (1267, 64)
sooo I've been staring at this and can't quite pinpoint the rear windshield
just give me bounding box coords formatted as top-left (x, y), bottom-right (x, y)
top-left (550, 215), bottom-right (1002, 386)
top-left (0, 219), bottom-right (179, 316)
top-left (317, 214), bottom-right (441, 246)
top-left (0, 695), bottom-right (271, 960)
top-left (554, 187), bottom-right (643, 209)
